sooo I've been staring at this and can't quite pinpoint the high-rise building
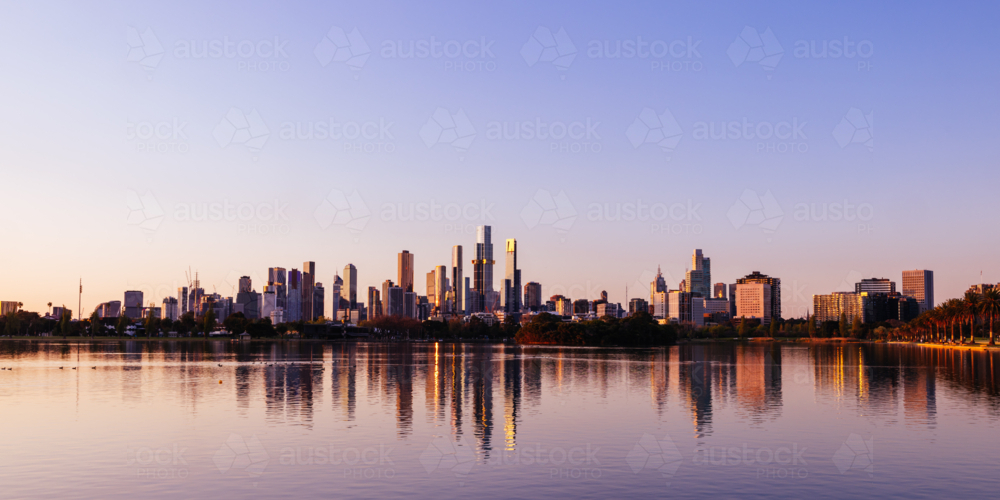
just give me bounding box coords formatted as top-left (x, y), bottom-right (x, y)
top-left (302, 261), bottom-right (316, 321)
top-left (736, 271), bottom-right (781, 320)
top-left (268, 267), bottom-right (287, 310)
top-left (124, 290), bottom-right (144, 319)
top-left (162, 297), bottom-right (179, 321)
top-left (524, 282), bottom-right (542, 311)
top-left (713, 283), bottom-right (727, 299)
top-left (178, 287), bottom-right (189, 316)
top-left (96, 300), bottom-right (121, 318)
top-left (856, 278), bottom-right (896, 295)
top-left (652, 291), bottom-right (668, 319)
top-left (313, 283), bottom-right (325, 320)
top-left (387, 286), bottom-right (404, 317)
top-left (902, 270), bottom-right (934, 312)
top-left (331, 274), bottom-right (342, 322)
top-left (504, 239), bottom-right (521, 313)
top-left (405, 292), bottom-right (418, 319)
top-left (342, 264), bottom-right (358, 309)
top-left (650, 266), bottom-right (667, 302)
top-left (383, 280), bottom-right (396, 316)
top-left (261, 287), bottom-right (277, 321)
top-left (628, 298), bottom-right (649, 316)
top-left (472, 225), bottom-right (494, 313)
top-left (464, 277), bottom-right (474, 316)
top-left (0, 302), bottom-right (19, 315)
top-left (398, 250), bottom-right (414, 292)
top-left (236, 277), bottom-right (260, 320)
top-left (286, 269), bottom-right (302, 322)
top-left (729, 283), bottom-right (738, 317)
top-left (813, 292), bottom-right (865, 323)
top-left (736, 283), bottom-right (772, 325)
top-left (690, 249), bottom-right (711, 298)
top-left (451, 246), bottom-right (464, 315)
top-left (367, 286), bottom-right (381, 319)
top-left (434, 265), bottom-right (448, 312)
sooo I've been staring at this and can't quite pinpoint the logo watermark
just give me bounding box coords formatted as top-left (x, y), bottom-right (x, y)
top-left (521, 27), bottom-right (576, 76)
top-left (214, 107), bottom-right (269, 158)
top-left (126, 27), bottom-right (164, 78)
top-left (314, 26), bottom-right (370, 76)
top-left (626, 433), bottom-right (683, 485)
top-left (213, 434), bottom-right (269, 476)
top-left (627, 108), bottom-right (683, 158)
top-left (126, 190), bottom-right (164, 241)
top-left (832, 434), bottom-right (873, 477)
top-left (314, 189), bottom-right (370, 239)
top-left (832, 108), bottom-right (873, 151)
top-left (728, 189), bottom-right (783, 241)
top-left (521, 189), bottom-right (577, 235)
top-left (728, 26), bottom-right (783, 78)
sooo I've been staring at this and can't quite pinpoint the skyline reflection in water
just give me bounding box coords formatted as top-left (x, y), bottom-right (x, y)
top-left (1, 341), bottom-right (999, 499)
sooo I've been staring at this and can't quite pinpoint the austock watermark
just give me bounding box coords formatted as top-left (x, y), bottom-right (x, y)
top-left (419, 436), bottom-right (603, 485)
top-left (379, 198), bottom-right (496, 235)
top-left (586, 198), bottom-right (703, 235)
top-left (126, 118), bottom-right (189, 153)
top-left (278, 117), bottom-right (397, 154)
top-left (586, 35), bottom-right (703, 72)
top-left (278, 443), bottom-right (396, 480)
top-left (692, 442), bottom-right (809, 480)
top-left (485, 117), bottom-right (603, 154)
top-left (126, 443), bottom-right (189, 480)
top-left (792, 199), bottom-right (875, 235)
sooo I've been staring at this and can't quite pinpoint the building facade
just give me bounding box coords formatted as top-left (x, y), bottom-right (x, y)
top-left (902, 270), bottom-right (934, 312)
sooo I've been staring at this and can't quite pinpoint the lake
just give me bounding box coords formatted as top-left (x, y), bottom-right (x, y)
top-left (1, 340), bottom-right (998, 498)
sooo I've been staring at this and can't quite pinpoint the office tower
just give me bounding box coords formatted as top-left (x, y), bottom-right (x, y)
top-left (342, 264), bottom-right (357, 309)
top-left (736, 271), bottom-right (781, 320)
top-left (729, 283), bottom-right (738, 317)
top-left (262, 287), bottom-right (277, 321)
top-left (452, 245), bottom-right (464, 314)
top-left (902, 270), bottom-right (934, 312)
top-left (524, 282), bottom-right (542, 311)
top-left (628, 298), bottom-right (649, 316)
top-left (286, 269), bottom-right (302, 322)
top-left (387, 286), bottom-right (404, 317)
top-left (302, 261), bottom-right (316, 321)
top-left (856, 278), bottom-right (896, 295)
top-left (178, 287), bottom-right (189, 316)
top-left (690, 249), bottom-right (710, 298)
top-left (650, 266), bottom-right (667, 301)
top-left (735, 283), bottom-right (772, 325)
top-left (367, 287), bottom-right (381, 319)
top-left (713, 283), bottom-right (727, 299)
top-left (464, 277), bottom-right (473, 316)
top-left (268, 267), bottom-right (287, 310)
top-left (404, 292), bottom-right (417, 319)
top-left (435, 265), bottom-right (449, 311)
top-left (425, 270), bottom-right (436, 304)
top-left (685, 270), bottom-right (704, 297)
top-left (162, 297), bottom-right (178, 321)
top-left (382, 280), bottom-right (396, 316)
top-left (270, 308), bottom-right (284, 325)
top-left (97, 300), bottom-right (121, 318)
top-left (313, 283), bottom-right (325, 320)
top-left (503, 239), bottom-right (522, 313)
top-left (331, 274), bottom-right (342, 322)
top-left (597, 302), bottom-right (621, 318)
top-left (398, 250), bottom-right (414, 292)
top-left (813, 292), bottom-right (864, 323)
top-left (124, 290), bottom-right (144, 319)
top-left (0, 302), bottom-right (19, 315)
top-left (236, 277), bottom-right (260, 319)
top-left (472, 225), bottom-right (494, 313)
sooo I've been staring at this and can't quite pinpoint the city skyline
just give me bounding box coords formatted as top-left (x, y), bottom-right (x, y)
top-left (3, 1), bottom-right (999, 318)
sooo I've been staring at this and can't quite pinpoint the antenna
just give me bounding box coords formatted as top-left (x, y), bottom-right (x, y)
top-left (78, 278), bottom-right (82, 321)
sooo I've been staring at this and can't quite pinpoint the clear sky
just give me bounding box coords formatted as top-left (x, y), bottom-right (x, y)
top-left (1, 0), bottom-right (998, 318)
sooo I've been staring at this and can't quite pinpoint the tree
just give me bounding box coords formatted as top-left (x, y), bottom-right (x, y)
top-left (852, 313), bottom-right (862, 338)
top-left (224, 312), bottom-right (248, 334)
top-left (89, 311), bottom-right (102, 337)
top-left (965, 291), bottom-right (981, 344)
top-left (769, 318), bottom-right (778, 338)
top-left (203, 308), bottom-right (216, 338)
top-left (145, 310), bottom-right (159, 338)
top-left (47, 302), bottom-right (52, 316)
top-left (116, 314), bottom-right (130, 337)
top-left (3, 312), bottom-right (19, 336)
top-left (839, 312), bottom-right (848, 337)
top-left (980, 288), bottom-right (1000, 346)
top-left (738, 317), bottom-right (747, 338)
top-left (807, 313), bottom-right (816, 338)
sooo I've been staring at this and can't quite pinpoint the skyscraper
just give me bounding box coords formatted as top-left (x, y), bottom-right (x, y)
top-left (342, 264), bottom-right (357, 309)
top-left (302, 261), bottom-right (315, 321)
top-left (178, 287), bottom-right (188, 316)
top-left (286, 269), bottom-right (302, 322)
top-left (650, 266), bottom-right (667, 301)
top-left (313, 282), bottom-right (325, 320)
top-left (736, 283), bottom-right (772, 325)
top-left (124, 291), bottom-right (143, 319)
top-left (331, 274), bottom-right (343, 322)
top-left (690, 249), bottom-right (710, 298)
top-left (524, 282), bottom-right (542, 311)
top-left (452, 245), bottom-right (464, 315)
top-left (503, 238), bottom-right (522, 313)
top-left (713, 283), bottom-right (727, 299)
top-left (434, 265), bottom-right (448, 311)
top-left (268, 267), bottom-right (287, 310)
top-left (902, 270), bottom-right (934, 312)
top-left (367, 286), bottom-right (381, 319)
top-left (736, 271), bottom-right (781, 320)
top-left (398, 250), bottom-right (414, 292)
top-left (472, 225), bottom-right (494, 313)
top-left (383, 279), bottom-right (396, 316)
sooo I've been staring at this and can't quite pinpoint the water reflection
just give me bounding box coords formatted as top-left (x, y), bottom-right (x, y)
top-left (2, 340), bottom-right (1000, 460)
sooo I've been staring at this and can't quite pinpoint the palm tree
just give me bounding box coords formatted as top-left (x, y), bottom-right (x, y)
top-left (965, 291), bottom-right (981, 344)
top-left (47, 302), bottom-right (52, 316)
top-left (980, 288), bottom-right (1000, 346)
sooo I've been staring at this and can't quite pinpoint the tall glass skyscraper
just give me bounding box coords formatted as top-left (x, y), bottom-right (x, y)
top-left (302, 261), bottom-right (315, 321)
top-left (343, 263), bottom-right (358, 309)
top-left (504, 238), bottom-right (521, 313)
top-left (473, 225), bottom-right (494, 312)
top-left (451, 245), bottom-right (463, 315)
top-left (398, 250), bottom-right (414, 292)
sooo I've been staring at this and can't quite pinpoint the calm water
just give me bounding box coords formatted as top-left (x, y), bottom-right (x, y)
top-left (2, 340), bottom-right (999, 499)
